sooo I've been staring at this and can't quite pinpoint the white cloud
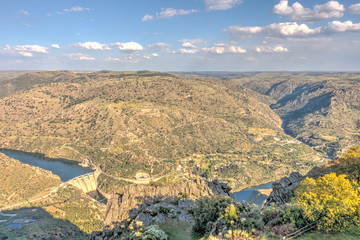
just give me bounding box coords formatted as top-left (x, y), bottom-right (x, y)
top-left (64, 6), bottom-right (90, 12)
top-left (324, 20), bottom-right (360, 33)
top-left (203, 43), bottom-right (247, 54)
top-left (178, 48), bottom-right (199, 54)
top-left (51, 44), bottom-right (61, 49)
top-left (255, 45), bottom-right (289, 53)
top-left (226, 26), bottom-right (263, 36)
top-left (20, 10), bottom-right (30, 16)
top-left (19, 51), bottom-right (33, 57)
top-left (14, 45), bottom-right (48, 53)
top-left (158, 8), bottom-right (198, 18)
top-left (273, 0), bottom-right (344, 22)
top-left (112, 42), bottom-right (144, 52)
top-left (144, 53), bottom-right (160, 59)
top-left (108, 54), bottom-right (140, 63)
top-left (147, 43), bottom-right (171, 49)
top-left (266, 22), bottom-right (322, 37)
top-left (205, 0), bottom-right (242, 11)
top-left (123, 55), bottom-right (140, 63)
top-left (66, 53), bottom-right (95, 61)
top-left (225, 22), bottom-right (322, 38)
top-left (349, 3), bottom-right (360, 14)
top-left (73, 41), bottom-right (110, 50)
top-left (3, 45), bottom-right (11, 51)
top-left (11, 45), bottom-right (49, 57)
top-left (142, 14), bottom-right (154, 21)
top-left (227, 46), bottom-right (247, 53)
top-left (179, 39), bottom-right (206, 44)
top-left (182, 42), bottom-right (198, 48)
top-left (106, 57), bottom-right (121, 62)
top-left (142, 8), bottom-right (198, 21)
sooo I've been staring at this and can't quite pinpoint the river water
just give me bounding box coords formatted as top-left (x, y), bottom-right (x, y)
top-left (233, 182), bottom-right (273, 204)
top-left (0, 149), bottom-right (93, 182)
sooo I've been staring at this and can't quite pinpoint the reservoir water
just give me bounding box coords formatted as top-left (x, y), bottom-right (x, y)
top-left (234, 182), bottom-right (273, 204)
top-left (0, 149), bottom-right (93, 182)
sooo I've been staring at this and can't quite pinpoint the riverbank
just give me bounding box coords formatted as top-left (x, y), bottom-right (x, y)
top-left (0, 149), bottom-right (93, 182)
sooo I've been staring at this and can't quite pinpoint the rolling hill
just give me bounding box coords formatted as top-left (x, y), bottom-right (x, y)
top-left (0, 71), bottom-right (320, 190)
top-left (228, 72), bottom-right (360, 158)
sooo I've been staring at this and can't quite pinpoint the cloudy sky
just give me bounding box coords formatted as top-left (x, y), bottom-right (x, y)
top-left (1, 0), bottom-right (360, 71)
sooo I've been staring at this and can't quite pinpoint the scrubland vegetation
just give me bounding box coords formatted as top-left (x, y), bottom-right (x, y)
top-left (0, 71), bottom-right (321, 191)
top-left (0, 153), bottom-right (61, 208)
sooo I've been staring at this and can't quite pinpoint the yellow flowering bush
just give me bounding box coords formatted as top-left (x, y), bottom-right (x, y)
top-left (340, 146), bottom-right (360, 183)
top-left (295, 172), bottom-right (360, 232)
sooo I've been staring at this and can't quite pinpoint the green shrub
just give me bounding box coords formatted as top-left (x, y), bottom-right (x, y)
top-left (121, 224), bottom-right (168, 240)
top-left (193, 195), bottom-right (232, 234)
top-left (142, 225), bottom-right (168, 240)
top-left (283, 207), bottom-right (307, 228)
top-left (261, 205), bottom-right (285, 226)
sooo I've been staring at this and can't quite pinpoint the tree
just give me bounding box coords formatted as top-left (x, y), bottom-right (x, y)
top-left (222, 204), bottom-right (239, 225)
top-left (295, 172), bottom-right (360, 232)
top-left (122, 223), bottom-right (168, 240)
top-left (340, 146), bottom-right (360, 183)
top-left (141, 225), bottom-right (168, 240)
top-left (221, 204), bottom-right (239, 240)
top-left (193, 195), bottom-right (233, 234)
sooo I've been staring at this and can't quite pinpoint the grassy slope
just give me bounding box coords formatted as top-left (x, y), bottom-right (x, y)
top-left (0, 153), bottom-right (61, 208)
top-left (32, 186), bottom-right (105, 234)
top-left (0, 71), bottom-right (320, 191)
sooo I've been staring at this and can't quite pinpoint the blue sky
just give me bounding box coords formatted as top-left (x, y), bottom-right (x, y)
top-left (1, 0), bottom-right (360, 71)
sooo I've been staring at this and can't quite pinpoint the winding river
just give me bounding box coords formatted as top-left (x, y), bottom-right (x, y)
top-left (0, 149), bottom-right (93, 182)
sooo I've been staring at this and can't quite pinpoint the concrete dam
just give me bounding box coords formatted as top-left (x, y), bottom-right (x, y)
top-left (67, 171), bottom-right (101, 193)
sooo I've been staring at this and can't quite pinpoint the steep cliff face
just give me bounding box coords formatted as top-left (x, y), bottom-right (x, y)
top-left (265, 172), bottom-right (303, 206)
top-left (103, 178), bottom-right (232, 226)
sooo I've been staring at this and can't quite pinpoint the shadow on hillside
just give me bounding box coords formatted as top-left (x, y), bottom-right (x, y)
top-left (247, 190), bottom-right (269, 206)
top-left (105, 194), bottom-right (196, 227)
top-left (0, 207), bottom-right (87, 240)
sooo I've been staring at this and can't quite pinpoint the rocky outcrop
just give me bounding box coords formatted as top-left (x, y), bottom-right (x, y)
top-left (104, 177), bottom-right (232, 226)
top-left (89, 178), bottom-right (232, 240)
top-left (90, 199), bottom-right (196, 240)
top-left (265, 172), bottom-right (303, 206)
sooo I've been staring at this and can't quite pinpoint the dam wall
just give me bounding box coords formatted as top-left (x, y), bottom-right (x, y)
top-left (67, 171), bottom-right (101, 193)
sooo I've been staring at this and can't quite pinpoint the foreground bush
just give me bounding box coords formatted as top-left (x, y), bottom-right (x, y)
top-left (295, 172), bottom-right (360, 232)
top-left (193, 195), bottom-right (233, 234)
top-left (340, 146), bottom-right (360, 183)
top-left (120, 222), bottom-right (168, 240)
